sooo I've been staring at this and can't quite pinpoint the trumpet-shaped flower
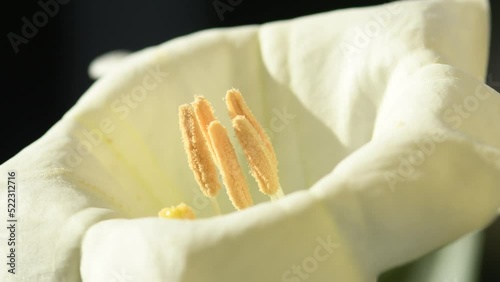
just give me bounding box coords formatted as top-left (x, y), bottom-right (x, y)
top-left (1, 0), bottom-right (499, 281)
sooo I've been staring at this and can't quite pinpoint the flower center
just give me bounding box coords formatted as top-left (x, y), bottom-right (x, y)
top-left (158, 89), bottom-right (284, 219)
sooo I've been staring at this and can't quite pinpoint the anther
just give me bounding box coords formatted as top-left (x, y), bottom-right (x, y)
top-left (178, 104), bottom-right (221, 198)
top-left (208, 120), bottom-right (253, 210)
top-left (232, 115), bottom-right (280, 196)
top-left (226, 89), bottom-right (278, 167)
top-left (192, 95), bottom-right (217, 156)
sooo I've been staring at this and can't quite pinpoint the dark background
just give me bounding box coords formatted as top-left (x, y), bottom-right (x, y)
top-left (2, 0), bottom-right (499, 280)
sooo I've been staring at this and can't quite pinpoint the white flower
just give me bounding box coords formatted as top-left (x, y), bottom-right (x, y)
top-left (1, 0), bottom-right (499, 281)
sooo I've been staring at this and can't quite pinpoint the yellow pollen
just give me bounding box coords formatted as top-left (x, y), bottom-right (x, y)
top-left (178, 104), bottom-right (221, 198)
top-left (208, 120), bottom-right (253, 210)
top-left (158, 203), bottom-right (196, 220)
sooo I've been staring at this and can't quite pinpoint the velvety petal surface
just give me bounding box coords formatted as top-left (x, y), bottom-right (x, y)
top-left (0, 0), bottom-right (498, 281)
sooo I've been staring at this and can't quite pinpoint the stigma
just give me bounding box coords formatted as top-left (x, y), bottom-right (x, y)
top-left (158, 203), bottom-right (196, 220)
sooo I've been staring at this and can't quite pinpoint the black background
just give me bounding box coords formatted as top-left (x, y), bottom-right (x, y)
top-left (2, 0), bottom-right (499, 280)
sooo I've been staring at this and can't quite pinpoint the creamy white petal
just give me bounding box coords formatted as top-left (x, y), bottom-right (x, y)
top-left (88, 50), bottom-right (131, 79)
top-left (0, 0), bottom-right (497, 281)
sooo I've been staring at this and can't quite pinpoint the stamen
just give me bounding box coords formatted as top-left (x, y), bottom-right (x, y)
top-left (158, 202), bottom-right (196, 219)
top-left (232, 115), bottom-right (280, 196)
top-left (226, 89), bottom-right (278, 167)
top-left (177, 90), bottom-right (285, 217)
top-left (192, 96), bottom-right (217, 156)
top-left (178, 104), bottom-right (221, 198)
top-left (208, 120), bottom-right (253, 210)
